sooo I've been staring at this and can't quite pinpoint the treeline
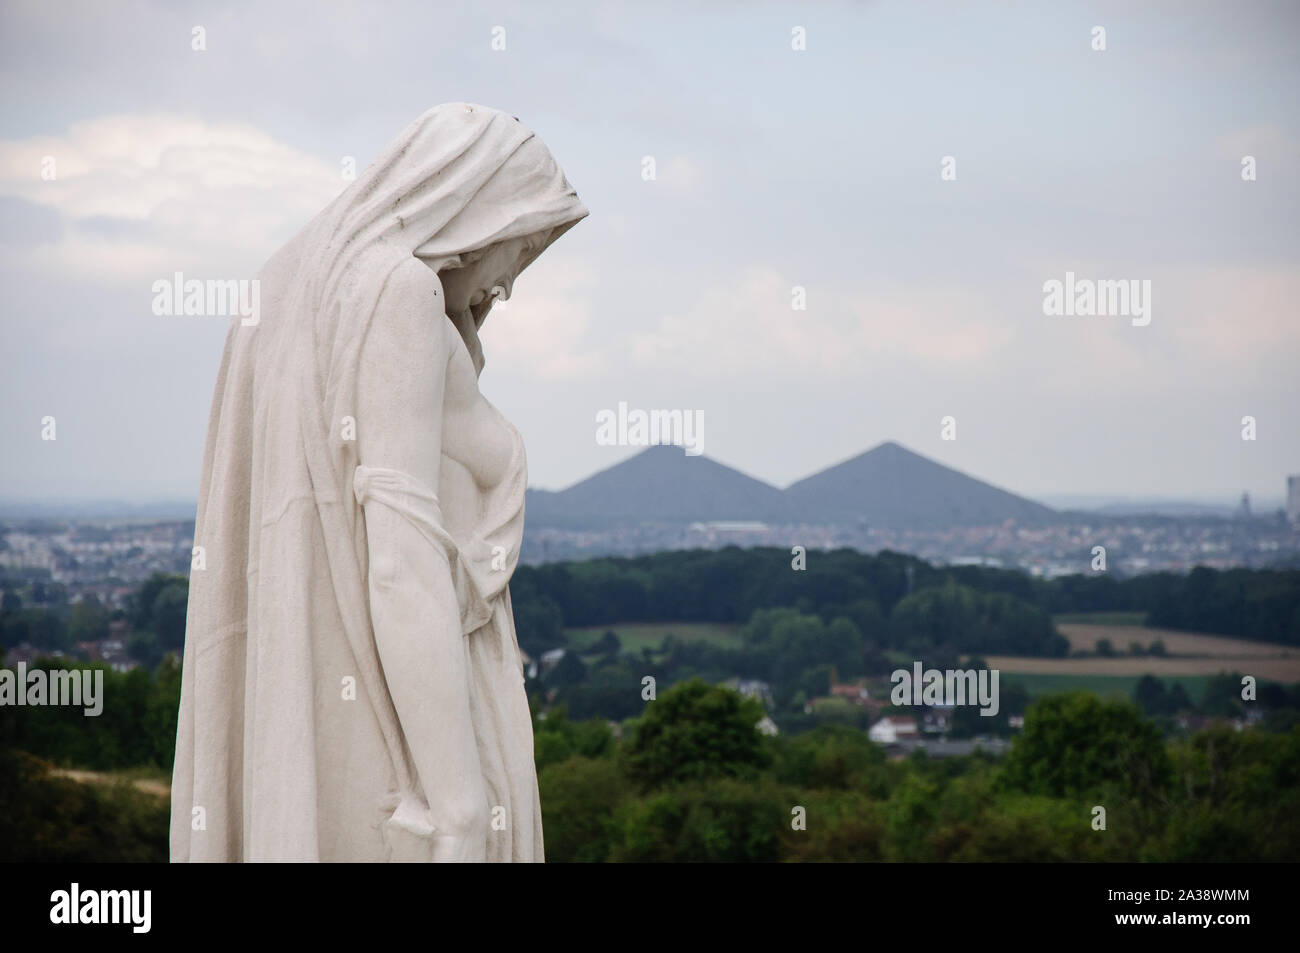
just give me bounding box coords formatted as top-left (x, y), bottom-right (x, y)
top-left (511, 548), bottom-right (1300, 656)
top-left (511, 549), bottom-right (1069, 661)
top-left (8, 679), bottom-right (1295, 863)
top-left (1134, 672), bottom-right (1300, 728)
top-left (543, 604), bottom-right (1040, 722)
top-left (6, 552), bottom-right (1297, 667)
top-left (535, 682), bottom-right (1300, 862)
top-left (4, 646), bottom-right (1298, 862)
top-left (0, 657), bottom-right (181, 772)
top-left (0, 601), bottom-right (111, 654)
top-left (1144, 566), bottom-right (1300, 642)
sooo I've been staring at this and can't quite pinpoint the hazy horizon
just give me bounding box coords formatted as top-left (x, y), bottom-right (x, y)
top-left (0, 437), bottom-right (1287, 518)
top-left (2, 0), bottom-right (1297, 504)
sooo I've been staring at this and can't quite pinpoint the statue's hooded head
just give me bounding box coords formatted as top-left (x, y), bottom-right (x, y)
top-left (299, 103), bottom-right (587, 374)
top-left (190, 107), bottom-right (586, 844)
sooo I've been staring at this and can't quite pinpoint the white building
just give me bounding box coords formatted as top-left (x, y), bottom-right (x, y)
top-left (869, 715), bottom-right (919, 745)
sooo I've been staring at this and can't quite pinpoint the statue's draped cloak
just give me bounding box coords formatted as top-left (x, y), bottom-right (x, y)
top-left (170, 104), bottom-right (587, 861)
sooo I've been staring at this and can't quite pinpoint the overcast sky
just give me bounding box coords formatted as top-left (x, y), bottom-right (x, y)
top-left (1, 0), bottom-right (1297, 508)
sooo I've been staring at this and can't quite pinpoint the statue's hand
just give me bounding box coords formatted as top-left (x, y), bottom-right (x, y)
top-left (431, 829), bottom-right (487, 863)
top-left (385, 794), bottom-right (488, 862)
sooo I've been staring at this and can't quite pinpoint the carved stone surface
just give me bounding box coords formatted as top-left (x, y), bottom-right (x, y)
top-left (170, 104), bottom-right (587, 862)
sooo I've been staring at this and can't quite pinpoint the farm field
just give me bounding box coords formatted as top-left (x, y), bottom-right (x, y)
top-left (50, 768), bottom-right (169, 799)
top-left (991, 623), bottom-right (1300, 683)
top-left (1051, 612), bottom-right (1148, 626)
top-left (987, 653), bottom-right (1300, 681)
top-left (1057, 623), bottom-right (1300, 659)
top-left (564, 618), bottom-right (1300, 684)
top-left (565, 622), bottom-right (740, 655)
top-left (996, 673), bottom-right (1212, 702)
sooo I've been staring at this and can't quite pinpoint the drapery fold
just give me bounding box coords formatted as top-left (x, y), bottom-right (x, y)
top-left (353, 452), bottom-right (524, 640)
top-left (170, 103), bottom-right (586, 862)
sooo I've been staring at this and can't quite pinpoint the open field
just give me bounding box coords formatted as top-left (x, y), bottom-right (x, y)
top-left (1052, 612), bottom-right (1148, 626)
top-left (565, 619), bottom-right (1300, 683)
top-left (997, 673), bottom-right (1213, 701)
top-left (1017, 623), bottom-right (1300, 682)
top-left (1057, 623), bottom-right (1300, 659)
top-left (566, 622), bottom-right (740, 655)
top-left (50, 768), bottom-right (170, 799)
top-left (988, 652), bottom-right (1300, 682)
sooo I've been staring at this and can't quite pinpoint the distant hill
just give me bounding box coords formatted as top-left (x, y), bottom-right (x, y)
top-left (526, 440), bottom-right (1056, 529)
top-left (784, 440), bottom-right (1056, 528)
top-left (526, 444), bottom-right (789, 529)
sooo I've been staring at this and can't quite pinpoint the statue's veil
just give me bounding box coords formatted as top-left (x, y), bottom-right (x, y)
top-left (170, 104), bottom-right (586, 860)
top-left (278, 102), bottom-right (588, 397)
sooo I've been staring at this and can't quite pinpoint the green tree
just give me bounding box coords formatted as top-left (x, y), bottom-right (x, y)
top-left (772, 723), bottom-right (886, 792)
top-left (150, 584), bottom-right (189, 651)
top-left (538, 756), bottom-right (628, 862)
top-left (128, 573), bottom-right (186, 632)
top-left (890, 581), bottom-right (1066, 657)
top-left (511, 593), bottom-right (564, 659)
top-left (592, 630), bottom-right (621, 656)
top-left (612, 779), bottom-right (785, 863)
top-left (623, 680), bottom-right (770, 790)
top-left (999, 692), bottom-right (1170, 802)
top-left (1134, 674), bottom-right (1169, 715)
top-left (124, 573), bottom-right (188, 662)
top-left (1200, 673), bottom-right (1246, 717)
top-left (545, 650), bottom-right (587, 687)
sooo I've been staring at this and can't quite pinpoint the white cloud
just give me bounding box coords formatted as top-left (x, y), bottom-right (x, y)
top-left (479, 258), bottom-right (600, 381)
top-left (0, 114), bottom-right (345, 284)
top-left (660, 155), bottom-right (702, 193)
top-left (630, 266), bottom-right (1016, 378)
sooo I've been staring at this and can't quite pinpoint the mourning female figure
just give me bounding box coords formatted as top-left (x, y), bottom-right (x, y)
top-left (170, 104), bottom-right (587, 862)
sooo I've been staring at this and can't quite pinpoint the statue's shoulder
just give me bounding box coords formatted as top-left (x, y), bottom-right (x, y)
top-left (364, 256), bottom-right (452, 362)
top-left (379, 255), bottom-right (444, 307)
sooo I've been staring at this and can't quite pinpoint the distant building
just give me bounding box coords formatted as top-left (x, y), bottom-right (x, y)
top-left (1288, 476), bottom-right (1300, 526)
top-left (755, 715), bottom-right (779, 737)
top-left (921, 705), bottom-right (954, 734)
top-left (100, 639), bottom-right (135, 672)
top-left (538, 648), bottom-right (566, 676)
top-left (688, 521), bottom-right (770, 534)
top-left (722, 677), bottom-right (774, 709)
top-left (829, 679), bottom-right (871, 706)
top-left (868, 715), bottom-right (918, 745)
top-left (2, 643), bottom-right (40, 666)
top-left (949, 555), bottom-right (1005, 568)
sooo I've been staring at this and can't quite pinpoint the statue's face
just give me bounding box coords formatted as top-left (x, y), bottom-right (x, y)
top-left (439, 235), bottom-right (535, 319)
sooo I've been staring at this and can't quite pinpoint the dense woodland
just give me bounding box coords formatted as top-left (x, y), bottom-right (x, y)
top-left (509, 548), bottom-right (1300, 650)
top-left (532, 684), bottom-right (1300, 862)
top-left (2, 548), bottom-right (1298, 861)
top-left (4, 677), bottom-right (1297, 862)
top-left (5, 548), bottom-right (1298, 662)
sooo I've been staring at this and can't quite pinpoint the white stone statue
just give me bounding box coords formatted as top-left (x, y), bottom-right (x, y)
top-left (170, 103), bottom-right (588, 862)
